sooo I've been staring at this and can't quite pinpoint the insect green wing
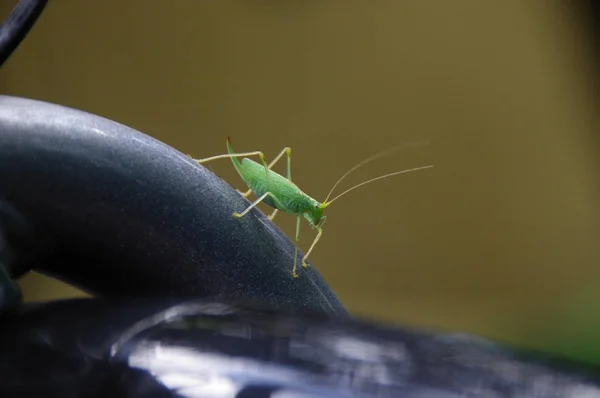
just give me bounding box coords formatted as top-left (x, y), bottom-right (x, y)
top-left (237, 158), bottom-right (314, 215)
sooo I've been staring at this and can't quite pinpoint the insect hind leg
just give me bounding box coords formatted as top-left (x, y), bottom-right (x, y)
top-left (233, 192), bottom-right (271, 218)
top-left (191, 151), bottom-right (264, 164)
top-left (292, 214), bottom-right (301, 278)
top-left (266, 146), bottom-right (292, 181)
top-left (233, 192), bottom-right (286, 219)
top-left (268, 209), bottom-right (279, 221)
top-left (237, 189), bottom-right (253, 198)
top-left (195, 146), bottom-right (292, 198)
top-left (240, 146), bottom-right (292, 199)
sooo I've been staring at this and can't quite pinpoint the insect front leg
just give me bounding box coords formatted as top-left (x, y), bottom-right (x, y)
top-left (301, 226), bottom-right (323, 268)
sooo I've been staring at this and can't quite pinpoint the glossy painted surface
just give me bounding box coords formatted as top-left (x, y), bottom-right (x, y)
top-left (0, 95), bottom-right (346, 315)
top-left (2, 299), bottom-right (600, 397)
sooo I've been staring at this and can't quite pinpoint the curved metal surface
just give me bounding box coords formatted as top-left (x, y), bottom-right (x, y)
top-left (0, 95), bottom-right (347, 316)
top-left (0, 0), bottom-right (48, 66)
top-left (1, 298), bottom-right (599, 397)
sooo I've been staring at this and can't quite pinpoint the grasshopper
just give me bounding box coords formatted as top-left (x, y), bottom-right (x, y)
top-left (193, 137), bottom-right (433, 278)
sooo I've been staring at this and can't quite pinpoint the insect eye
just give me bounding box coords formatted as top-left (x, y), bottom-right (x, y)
top-left (314, 203), bottom-right (319, 208)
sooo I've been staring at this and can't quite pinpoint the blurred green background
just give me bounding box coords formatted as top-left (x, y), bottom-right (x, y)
top-left (1, 1), bottom-right (600, 363)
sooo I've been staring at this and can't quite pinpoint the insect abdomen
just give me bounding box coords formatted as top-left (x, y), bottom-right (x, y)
top-left (240, 158), bottom-right (314, 214)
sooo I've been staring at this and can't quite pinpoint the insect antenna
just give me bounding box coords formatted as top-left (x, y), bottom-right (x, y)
top-left (323, 165), bottom-right (433, 205)
top-left (322, 140), bottom-right (431, 204)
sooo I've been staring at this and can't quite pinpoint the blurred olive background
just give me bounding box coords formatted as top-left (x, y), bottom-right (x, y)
top-left (2, 1), bottom-right (600, 362)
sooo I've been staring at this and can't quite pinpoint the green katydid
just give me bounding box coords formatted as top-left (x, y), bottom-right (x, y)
top-left (193, 137), bottom-right (433, 278)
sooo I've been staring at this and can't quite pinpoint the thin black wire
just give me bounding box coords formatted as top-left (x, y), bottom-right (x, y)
top-left (0, 0), bottom-right (48, 68)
